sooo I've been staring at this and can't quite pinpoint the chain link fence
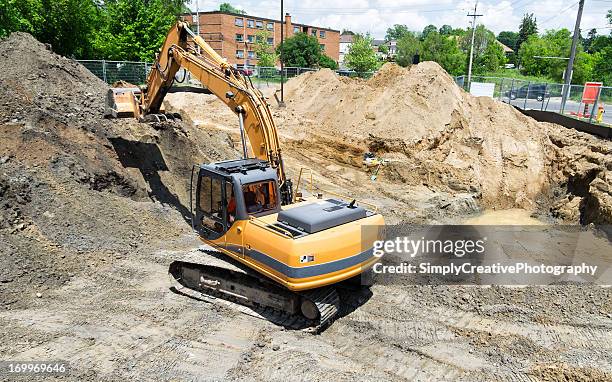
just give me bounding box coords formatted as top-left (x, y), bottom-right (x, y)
top-left (78, 60), bottom-right (153, 85)
top-left (455, 75), bottom-right (612, 126)
top-left (78, 59), bottom-right (608, 126)
top-left (77, 60), bottom-right (375, 87)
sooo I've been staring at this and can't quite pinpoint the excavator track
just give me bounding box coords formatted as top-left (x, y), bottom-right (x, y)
top-left (168, 248), bottom-right (341, 332)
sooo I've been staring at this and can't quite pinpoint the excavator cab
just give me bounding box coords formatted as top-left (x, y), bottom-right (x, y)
top-left (192, 158), bottom-right (281, 240)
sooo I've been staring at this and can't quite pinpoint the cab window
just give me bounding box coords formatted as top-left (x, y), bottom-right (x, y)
top-left (242, 180), bottom-right (277, 214)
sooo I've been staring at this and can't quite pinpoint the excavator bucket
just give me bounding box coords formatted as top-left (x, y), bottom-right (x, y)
top-left (104, 87), bottom-right (141, 119)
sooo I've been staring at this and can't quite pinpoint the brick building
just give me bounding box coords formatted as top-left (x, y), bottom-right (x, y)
top-left (183, 11), bottom-right (340, 68)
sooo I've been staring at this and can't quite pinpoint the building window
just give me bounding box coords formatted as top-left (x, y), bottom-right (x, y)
top-left (248, 51), bottom-right (256, 59)
top-left (247, 35), bottom-right (255, 43)
top-left (311, 29), bottom-right (317, 36)
top-left (267, 37), bottom-right (274, 45)
top-left (267, 22), bottom-right (274, 30)
top-left (235, 33), bottom-right (244, 42)
top-left (235, 18), bottom-right (243, 27)
top-left (293, 26), bottom-right (300, 33)
top-left (247, 19), bottom-right (255, 28)
top-left (256, 20), bottom-right (263, 29)
top-left (236, 50), bottom-right (244, 59)
top-left (320, 30), bottom-right (326, 38)
top-left (320, 44), bottom-right (325, 51)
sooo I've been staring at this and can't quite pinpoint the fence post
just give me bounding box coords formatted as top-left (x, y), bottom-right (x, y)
top-left (561, 85), bottom-right (568, 114)
top-left (541, 83), bottom-right (547, 111)
top-left (499, 78), bottom-right (504, 101)
top-left (508, 78), bottom-right (515, 103)
top-left (523, 81), bottom-right (530, 109)
top-left (102, 60), bottom-right (107, 83)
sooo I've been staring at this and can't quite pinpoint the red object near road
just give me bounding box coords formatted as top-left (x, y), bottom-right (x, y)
top-left (582, 82), bottom-right (602, 104)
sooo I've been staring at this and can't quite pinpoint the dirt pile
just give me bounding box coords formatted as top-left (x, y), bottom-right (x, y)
top-left (0, 32), bottom-right (237, 307)
top-left (0, 33), bottom-right (107, 127)
top-left (281, 62), bottom-right (612, 223)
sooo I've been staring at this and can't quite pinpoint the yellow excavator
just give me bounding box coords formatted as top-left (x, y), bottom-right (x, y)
top-left (106, 22), bottom-right (384, 329)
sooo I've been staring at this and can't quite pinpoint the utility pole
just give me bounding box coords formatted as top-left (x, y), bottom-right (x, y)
top-left (467, 1), bottom-right (483, 86)
top-left (193, 0), bottom-right (199, 36)
top-left (561, 0), bottom-right (585, 113)
top-left (279, 0), bottom-right (286, 107)
top-left (194, 0), bottom-right (200, 54)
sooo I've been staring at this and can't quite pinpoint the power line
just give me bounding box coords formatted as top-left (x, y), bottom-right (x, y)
top-left (539, 1), bottom-right (579, 27)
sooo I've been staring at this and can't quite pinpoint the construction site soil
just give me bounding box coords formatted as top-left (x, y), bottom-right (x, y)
top-left (0, 32), bottom-right (610, 381)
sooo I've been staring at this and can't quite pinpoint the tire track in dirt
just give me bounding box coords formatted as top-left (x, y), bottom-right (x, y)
top-left (0, 248), bottom-right (264, 381)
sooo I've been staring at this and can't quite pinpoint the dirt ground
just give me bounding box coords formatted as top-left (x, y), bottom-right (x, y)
top-left (1, 32), bottom-right (611, 381)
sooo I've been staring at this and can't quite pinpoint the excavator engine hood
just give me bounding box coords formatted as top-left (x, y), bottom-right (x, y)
top-left (277, 199), bottom-right (368, 234)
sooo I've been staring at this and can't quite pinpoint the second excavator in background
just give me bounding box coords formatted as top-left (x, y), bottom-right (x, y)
top-left (106, 21), bottom-right (385, 330)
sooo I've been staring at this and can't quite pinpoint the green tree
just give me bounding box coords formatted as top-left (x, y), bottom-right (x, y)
top-left (593, 46), bottom-right (612, 85)
top-left (584, 28), bottom-right (598, 53)
top-left (385, 24), bottom-right (410, 41)
top-left (0, 0), bottom-right (44, 37)
top-left (421, 24), bottom-right (437, 40)
top-left (344, 34), bottom-right (379, 72)
top-left (420, 31), bottom-right (466, 75)
top-left (590, 35), bottom-right (612, 53)
top-left (518, 35), bottom-right (551, 77)
top-left (518, 28), bottom-right (594, 83)
top-left (219, 2), bottom-right (245, 14)
top-left (572, 50), bottom-right (596, 84)
top-left (497, 31), bottom-right (519, 51)
top-left (439, 25), bottom-right (453, 35)
top-left (378, 43), bottom-right (389, 55)
top-left (253, 30), bottom-right (277, 67)
top-left (462, 25), bottom-right (506, 74)
top-left (276, 32), bottom-right (322, 68)
top-left (0, 0), bottom-right (101, 58)
top-left (92, 0), bottom-right (187, 61)
top-left (39, 0), bottom-right (102, 58)
top-left (516, 13), bottom-right (538, 52)
top-left (395, 31), bottom-right (420, 67)
top-left (319, 54), bottom-right (338, 69)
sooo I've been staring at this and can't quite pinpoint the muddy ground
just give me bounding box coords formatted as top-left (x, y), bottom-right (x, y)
top-left (0, 32), bottom-right (611, 381)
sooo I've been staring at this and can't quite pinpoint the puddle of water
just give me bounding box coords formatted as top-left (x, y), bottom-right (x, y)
top-left (463, 209), bottom-right (545, 225)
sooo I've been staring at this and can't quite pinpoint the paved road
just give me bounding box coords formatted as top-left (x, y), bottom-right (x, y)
top-left (503, 96), bottom-right (612, 125)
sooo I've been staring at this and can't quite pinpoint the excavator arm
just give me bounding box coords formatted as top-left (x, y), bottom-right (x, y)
top-left (107, 22), bottom-right (292, 204)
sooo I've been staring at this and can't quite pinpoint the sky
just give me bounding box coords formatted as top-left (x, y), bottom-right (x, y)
top-left (188, 0), bottom-right (612, 39)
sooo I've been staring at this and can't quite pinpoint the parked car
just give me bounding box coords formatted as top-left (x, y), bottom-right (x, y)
top-left (504, 83), bottom-right (551, 101)
top-left (336, 69), bottom-right (355, 77)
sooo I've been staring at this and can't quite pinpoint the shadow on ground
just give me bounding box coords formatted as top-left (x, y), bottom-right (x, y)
top-left (110, 137), bottom-right (192, 224)
top-left (168, 250), bottom-right (373, 333)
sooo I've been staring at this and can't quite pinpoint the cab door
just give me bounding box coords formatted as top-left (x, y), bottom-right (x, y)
top-left (193, 168), bottom-right (231, 242)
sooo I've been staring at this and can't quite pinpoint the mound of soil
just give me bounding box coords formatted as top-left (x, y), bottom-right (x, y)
top-left (0, 32), bottom-right (238, 307)
top-left (281, 63), bottom-right (612, 223)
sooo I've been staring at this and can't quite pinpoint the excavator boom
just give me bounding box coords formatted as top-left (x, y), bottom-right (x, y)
top-left (106, 21), bottom-right (291, 203)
